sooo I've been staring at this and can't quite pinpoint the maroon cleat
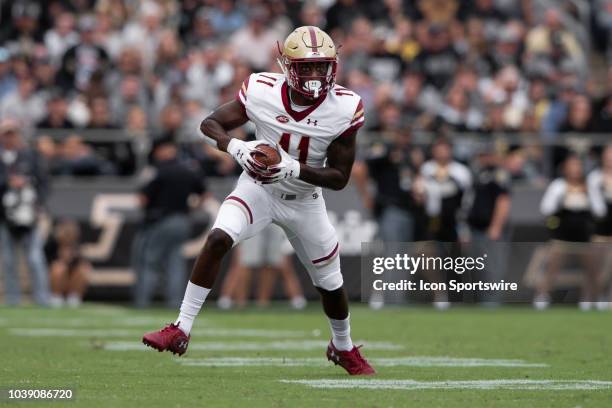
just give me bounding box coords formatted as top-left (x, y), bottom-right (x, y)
top-left (142, 323), bottom-right (190, 356)
top-left (326, 340), bottom-right (376, 375)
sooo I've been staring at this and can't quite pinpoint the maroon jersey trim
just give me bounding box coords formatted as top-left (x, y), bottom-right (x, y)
top-left (280, 81), bottom-right (327, 122)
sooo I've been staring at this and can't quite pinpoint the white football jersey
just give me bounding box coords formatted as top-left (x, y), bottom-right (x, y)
top-left (236, 72), bottom-right (364, 195)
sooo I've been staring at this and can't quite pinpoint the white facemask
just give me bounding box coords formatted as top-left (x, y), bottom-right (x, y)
top-left (303, 80), bottom-right (322, 98)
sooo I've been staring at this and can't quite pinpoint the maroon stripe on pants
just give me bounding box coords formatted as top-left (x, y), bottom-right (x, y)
top-left (226, 196), bottom-right (253, 224)
top-left (312, 243), bottom-right (339, 264)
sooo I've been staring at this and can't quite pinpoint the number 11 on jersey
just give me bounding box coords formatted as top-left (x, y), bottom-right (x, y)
top-left (279, 133), bottom-right (310, 164)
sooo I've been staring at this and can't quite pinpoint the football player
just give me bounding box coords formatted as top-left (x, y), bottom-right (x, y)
top-left (143, 26), bottom-right (375, 375)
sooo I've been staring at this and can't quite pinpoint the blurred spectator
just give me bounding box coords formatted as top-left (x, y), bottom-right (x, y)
top-left (588, 145), bottom-right (612, 240)
top-left (0, 48), bottom-right (17, 100)
top-left (592, 69), bottom-right (612, 132)
top-left (325, 0), bottom-right (364, 32)
top-left (47, 219), bottom-right (90, 308)
top-left (413, 23), bottom-right (461, 90)
top-left (541, 79), bottom-right (581, 134)
top-left (1, 1), bottom-right (43, 55)
top-left (417, 0), bottom-right (459, 24)
top-left (121, 1), bottom-right (165, 70)
top-left (55, 135), bottom-right (116, 176)
top-left (298, 2), bottom-right (325, 28)
top-left (184, 8), bottom-right (217, 49)
top-left (0, 118), bottom-right (50, 306)
top-left (536, 155), bottom-right (606, 310)
top-left (468, 144), bottom-right (512, 240)
top-left (32, 54), bottom-right (59, 99)
top-left (92, 9), bottom-right (124, 60)
top-left (484, 23), bottom-right (524, 74)
top-left (559, 94), bottom-right (596, 133)
top-left (504, 146), bottom-right (543, 184)
top-left (354, 131), bottom-right (425, 243)
top-left (0, 75), bottom-right (45, 129)
top-left (37, 92), bottom-right (76, 129)
top-left (44, 12), bottom-right (79, 64)
top-left (420, 137), bottom-right (472, 242)
top-left (125, 105), bottom-right (149, 141)
top-left (385, 18), bottom-right (420, 64)
top-left (87, 96), bottom-right (117, 128)
top-left (109, 75), bottom-right (149, 126)
top-left (231, 7), bottom-right (282, 71)
top-left (479, 65), bottom-right (529, 130)
top-left (525, 8), bottom-right (585, 78)
top-left (467, 143), bottom-right (512, 305)
top-left (206, 0), bottom-right (246, 36)
top-left (57, 15), bottom-right (110, 91)
top-left (132, 138), bottom-right (206, 308)
top-left (436, 84), bottom-right (484, 131)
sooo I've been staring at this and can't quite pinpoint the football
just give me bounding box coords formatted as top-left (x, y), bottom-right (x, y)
top-left (252, 144), bottom-right (281, 167)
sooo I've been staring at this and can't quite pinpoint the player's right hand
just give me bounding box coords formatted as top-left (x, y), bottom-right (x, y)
top-left (226, 139), bottom-right (271, 180)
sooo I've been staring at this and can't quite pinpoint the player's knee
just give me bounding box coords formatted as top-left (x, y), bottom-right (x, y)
top-left (312, 269), bottom-right (343, 291)
top-left (204, 229), bottom-right (233, 257)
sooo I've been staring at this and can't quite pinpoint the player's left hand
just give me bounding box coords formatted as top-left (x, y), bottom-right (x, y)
top-left (255, 144), bottom-right (301, 184)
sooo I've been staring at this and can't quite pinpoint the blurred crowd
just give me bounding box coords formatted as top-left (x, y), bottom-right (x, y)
top-left (0, 0), bottom-right (610, 177)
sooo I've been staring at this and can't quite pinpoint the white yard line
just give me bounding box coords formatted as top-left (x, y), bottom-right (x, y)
top-left (189, 328), bottom-right (310, 338)
top-left (178, 357), bottom-right (547, 368)
top-left (280, 379), bottom-right (612, 390)
top-left (101, 340), bottom-right (404, 351)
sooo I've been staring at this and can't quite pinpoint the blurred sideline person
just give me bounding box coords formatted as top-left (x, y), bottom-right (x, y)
top-left (47, 219), bottom-right (90, 308)
top-left (586, 145), bottom-right (612, 308)
top-left (353, 130), bottom-right (425, 308)
top-left (354, 131), bottom-right (425, 243)
top-left (588, 145), bottom-right (612, 242)
top-left (467, 144), bottom-right (512, 306)
top-left (419, 137), bottom-right (472, 309)
top-left (536, 155), bottom-right (606, 310)
top-left (132, 138), bottom-right (206, 308)
top-left (0, 118), bottom-right (50, 306)
top-left (217, 224), bottom-right (306, 309)
top-left (421, 138), bottom-right (472, 243)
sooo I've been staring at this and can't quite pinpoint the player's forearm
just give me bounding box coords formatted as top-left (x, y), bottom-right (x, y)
top-left (199, 118), bottom-right (233, 152)
top-left (299, 165), bottom-right (350, 191)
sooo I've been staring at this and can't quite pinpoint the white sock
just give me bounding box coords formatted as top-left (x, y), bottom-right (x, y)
top-left (329, 315), bottom-right (353, 351)
top-left (175, 281), bottom-right (211, 335)
top-left (66, 293), bottom-right (82, 308)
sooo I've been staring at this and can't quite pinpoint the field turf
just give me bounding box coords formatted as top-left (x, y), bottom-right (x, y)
top-left (1, 304), bottom-right (611, 407)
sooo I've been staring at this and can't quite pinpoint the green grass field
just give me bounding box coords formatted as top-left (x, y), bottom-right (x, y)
top-left (1, 304), bottom-right (611, 407)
